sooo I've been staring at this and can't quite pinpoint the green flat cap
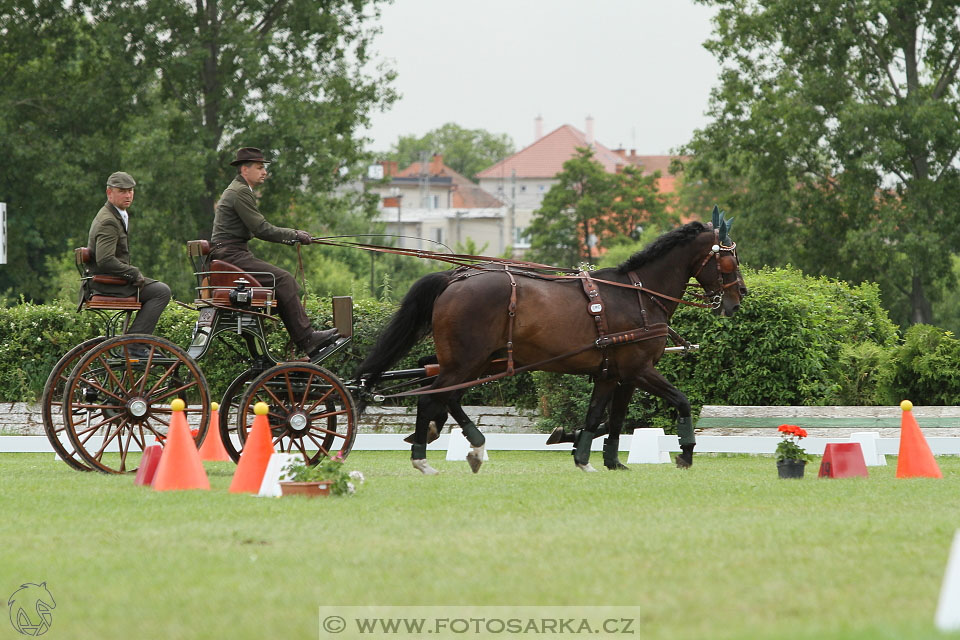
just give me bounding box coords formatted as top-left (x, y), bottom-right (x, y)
top-left (106, 171), bottom-right (136, 188)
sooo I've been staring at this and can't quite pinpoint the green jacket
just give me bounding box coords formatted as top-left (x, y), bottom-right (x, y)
top-left (86, 202), bottom-right (154, 297)
top-left (211, 176), bottom-right (297, 244)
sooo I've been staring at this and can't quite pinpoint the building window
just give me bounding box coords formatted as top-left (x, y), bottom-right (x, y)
top-left (514, 226), bottom-right (530, 249)
top-left (433, 194), bottom-right (440, 209)
top-left (434, 228), bottom-right (444, 244)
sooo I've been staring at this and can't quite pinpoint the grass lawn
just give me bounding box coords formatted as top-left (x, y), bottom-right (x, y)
top-left (2, 451), bottom-right (960, 639)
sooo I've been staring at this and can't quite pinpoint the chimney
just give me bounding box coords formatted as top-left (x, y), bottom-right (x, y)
top-left (381, 160), bottom-right (398, 177)
top-left (585, 115), bottom-right (594, 146)
top-left (534, 115), bottom-right (543, 142)
top-left (430, 154), bottom-right (444, 175)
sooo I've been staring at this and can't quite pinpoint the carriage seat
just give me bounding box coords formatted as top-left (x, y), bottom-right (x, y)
top-left (186, 240), bottom-right (276, 308)
top-left (75, 247), bottom-right (142, 311)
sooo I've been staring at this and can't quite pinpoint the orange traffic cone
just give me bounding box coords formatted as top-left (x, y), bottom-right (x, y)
top-left (229, 402), bottom-right (276, 493)
top-left (198, 402), bottom-right (231, 462)
top-left (897, 400), bottom-right (942, 479)
top-left (153, 399), bottom-right (211, 491)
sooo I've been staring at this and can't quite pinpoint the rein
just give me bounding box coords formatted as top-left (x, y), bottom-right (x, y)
top-left (311, 235), bottom-right (728, 310)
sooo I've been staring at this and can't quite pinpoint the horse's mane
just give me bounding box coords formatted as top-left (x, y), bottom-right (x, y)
top-left (615, 221), bottom-right (707, 274)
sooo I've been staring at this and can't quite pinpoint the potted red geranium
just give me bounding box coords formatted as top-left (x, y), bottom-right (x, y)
top-left (776, 424), bottom-right (810, 479)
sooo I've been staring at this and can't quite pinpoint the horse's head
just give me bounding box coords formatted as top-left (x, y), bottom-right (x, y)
top-left (692, 206), bottom-right (747, 317)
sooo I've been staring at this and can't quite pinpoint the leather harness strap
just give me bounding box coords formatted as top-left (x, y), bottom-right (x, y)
top-left (506, 269), bottom-right (517, 376)
top-left (579, 271), bottom-right (610, 337)
top-left (579, 271), bottom-right (611, 378)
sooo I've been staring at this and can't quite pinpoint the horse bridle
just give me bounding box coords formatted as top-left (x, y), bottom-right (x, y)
top-left (691, 229), bottom-right (741, 310)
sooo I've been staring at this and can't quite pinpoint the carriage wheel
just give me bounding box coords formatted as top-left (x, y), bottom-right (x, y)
top-left (61, 334), bottom-right (210, 473)
top-left (41, 337), bottom-right (106, 471)
top-left (218, 369), bottom-right (259, 463)
top-left (237, 363), bottom-right (357, 464)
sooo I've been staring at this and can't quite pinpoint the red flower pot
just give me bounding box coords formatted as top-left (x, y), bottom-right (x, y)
top-left (279, 481), bottom-right (331, 497)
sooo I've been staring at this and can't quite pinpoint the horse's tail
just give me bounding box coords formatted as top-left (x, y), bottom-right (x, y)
top-left (355, 270), bottom-right (452, 388)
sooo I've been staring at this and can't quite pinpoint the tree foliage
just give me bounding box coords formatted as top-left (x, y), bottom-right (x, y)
top-left (680, 0), bottom-right (960, 327)
top-left (526, 147), bottom-right (674, 268)
top-left (384, 122), bottom-right (515, 180)
top-left (0, 0), bottom-right (395, 302)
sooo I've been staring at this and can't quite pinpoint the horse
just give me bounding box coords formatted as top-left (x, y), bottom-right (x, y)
top-left (356, 213), bottom-right (745, 474)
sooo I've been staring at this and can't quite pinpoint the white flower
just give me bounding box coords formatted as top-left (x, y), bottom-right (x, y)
top-left (348, 470), bottom-right (365, 484)
top-left (346, 481), bottom-right (356, 495)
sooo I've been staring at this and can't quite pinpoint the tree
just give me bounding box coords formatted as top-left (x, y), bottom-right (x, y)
top-left (0, 0), bottom-right (396, 301)
top-left (385, 123), bottom-right (514, 180)
top-left (682, 0), bottom-right (960, 326)
top-left (526, 147), bottom-right (674, 268)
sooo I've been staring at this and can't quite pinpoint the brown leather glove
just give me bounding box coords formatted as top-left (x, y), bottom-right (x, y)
top-left (294, 230), bottom-right (313, 244)
top-left (132, 275), bottom-right (146, 288)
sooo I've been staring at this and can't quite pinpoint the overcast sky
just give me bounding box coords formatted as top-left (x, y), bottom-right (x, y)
top-left (362, 0), bottom-right (721, 156)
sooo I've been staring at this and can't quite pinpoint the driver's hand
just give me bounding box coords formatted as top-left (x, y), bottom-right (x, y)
top-left (294, 230), bottom-right (313, 244)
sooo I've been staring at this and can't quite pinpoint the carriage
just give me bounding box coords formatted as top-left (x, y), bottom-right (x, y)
top-left (43, 208), bottom-right (745, 474)
top-left (42, 240), bottom-right (432, 474)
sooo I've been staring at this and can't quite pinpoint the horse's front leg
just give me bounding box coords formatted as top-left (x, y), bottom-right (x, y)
top-left (573, 379), bottom-right (618, 472)
top-left (632, 367), bottom-right (695, 468)
top-left (602, 383), bottom-right (634, 470)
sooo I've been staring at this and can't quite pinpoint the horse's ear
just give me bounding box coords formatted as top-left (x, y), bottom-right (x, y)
top-left (711, 205), bottom-right (721, 228)
top-left (719, 220), bottom-right (728, 241)
top-left (724, 218), bottom-right (734, 240)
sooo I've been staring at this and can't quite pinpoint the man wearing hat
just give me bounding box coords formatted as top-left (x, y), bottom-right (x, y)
top-left (210, 147), bottom-right (337, 357)
top-left (86, 172), bottom-right (172, 343)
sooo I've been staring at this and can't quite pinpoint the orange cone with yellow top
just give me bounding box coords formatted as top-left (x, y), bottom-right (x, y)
top-left (897, 400), bottom-right (942, 479)
top-left (229, 402), bottom-right (276, 493)
top-left (198, 402), bottom-right (232, 462)
top-left (152, 399), bottom-right (210, 491)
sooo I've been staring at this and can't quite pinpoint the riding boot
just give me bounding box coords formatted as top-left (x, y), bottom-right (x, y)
top-left (676, 416), bottom-right (696, 468)
top-left (603, 437), bottom-right (628, 470)
top-left (460, 420), bottom-right (485, 447)
top-left (573, 429), bottom-right (594, 466)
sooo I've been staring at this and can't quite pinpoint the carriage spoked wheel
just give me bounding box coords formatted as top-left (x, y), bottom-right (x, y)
top-left (41, 337), bottom-right (106, 471)
top-left (218, 368), bottom-right (259, 463)
top-left (61, 334), bottom-right (210, 473)
top-left (237, 363), bottom-right (357, 464)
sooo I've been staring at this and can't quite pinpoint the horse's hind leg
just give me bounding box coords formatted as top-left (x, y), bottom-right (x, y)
top-left (602, 383), bottom-right (634, 470)
top-left (447, 392), bottom-right (486, 473)
top-left (632, 367), bottom-right (695, 468)
top-left (410, 394), bottom-right (447, 475)
top-left (573, 378), bottom-right (617, 472)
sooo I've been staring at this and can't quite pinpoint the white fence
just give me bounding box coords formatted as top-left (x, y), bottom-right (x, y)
top-left (7, 429), bottom-right (960, 465)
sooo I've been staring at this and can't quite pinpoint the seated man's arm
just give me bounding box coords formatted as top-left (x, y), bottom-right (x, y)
top-left (234, 188), bottom-right (298, 244)
top-left (94, 220), bottom-right (143, 284)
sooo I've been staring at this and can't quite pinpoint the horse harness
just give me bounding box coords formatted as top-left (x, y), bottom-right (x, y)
top-left (381, 228), bottom-right (737, 397)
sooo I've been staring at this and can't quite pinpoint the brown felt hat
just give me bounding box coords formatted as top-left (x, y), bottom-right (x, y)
top-left (106, 171), bottom-right (136, 188)
top-left (230, 147), bottom-right (271, 166)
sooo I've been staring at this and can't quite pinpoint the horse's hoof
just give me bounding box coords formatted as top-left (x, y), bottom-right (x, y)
top-left (605, 461), bottom-right (629, 471)
top-left (675, 454), bottom-right (693, 469)
top-left (545, 427), bottom-right (565, 445)
top-left (576, 463), bottom-right (598, 472)
top-left (466, 446), bottom-right (485, 474)
top-left (403, 422), bottom-right (441, 445)
top-left (412, 459), bottom-right (439, 475)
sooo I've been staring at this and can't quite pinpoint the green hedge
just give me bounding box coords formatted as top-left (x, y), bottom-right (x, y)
top-left (10, 267), bottom-right (960, 424)
top-left (0, 296), bottom-right (536, 406)
top-left (534, 266), bottom-right (901, 433)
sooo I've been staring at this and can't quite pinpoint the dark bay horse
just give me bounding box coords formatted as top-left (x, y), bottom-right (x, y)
top-left (356, 217), bottom-right (745, 473)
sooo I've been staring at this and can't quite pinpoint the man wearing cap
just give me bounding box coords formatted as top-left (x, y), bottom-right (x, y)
top-left (210, 147), bottom-right (337, 357)
top-left (87, 172), bottom-right (171, 339)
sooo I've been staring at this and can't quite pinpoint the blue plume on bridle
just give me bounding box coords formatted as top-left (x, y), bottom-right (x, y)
top-left (710, 205), bottom-right (734, 245)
